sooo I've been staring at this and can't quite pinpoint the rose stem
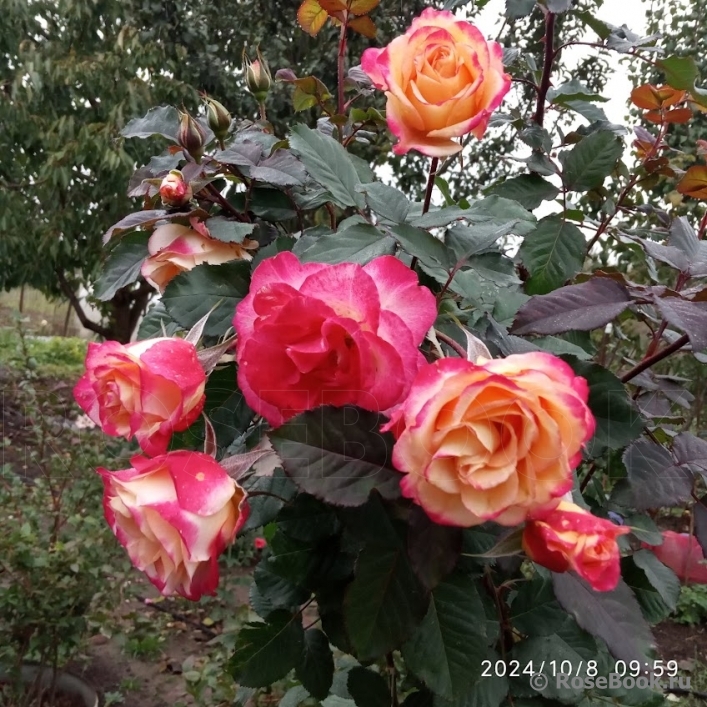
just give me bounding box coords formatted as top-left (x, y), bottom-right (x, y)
top-left (533, 12), bottom-right (556, 126)
top-left (620, 333), bottom-right (690, 383)
top-left (410, 156), bottom-right (440, 271)
top-left (337, 17), bottom-right (348, 119)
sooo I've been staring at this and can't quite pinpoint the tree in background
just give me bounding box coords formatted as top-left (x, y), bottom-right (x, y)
top-left (0, 0), bottom-right (433, 342)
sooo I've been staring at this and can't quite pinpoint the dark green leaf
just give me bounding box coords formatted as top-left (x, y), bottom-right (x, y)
top-left (633, 550), bottom-right (680, 612)
top-left (94, 231), bottom-right (149, 301)
top-left (505, 0), bottom-right (535, 18)
top-left (229, 610), bottom-right (304, 687)
top-left (402, 572), bottom-right (487, 700)
top-left (344, 543), bottom-right (428, 661)
top-left (289, 125), bottom-right (363, 208)
top-left (102, 208), bottom-right (168, 243)
top-left (250, 150), bottom-right (307, 186)
top-left (510, 575), bottom-right (567, 637)
top-left (162, 261), bottom-right (250, 337)
top-left (551, 573), bottom-right (653, 664)
top-left (564, 358), bottom-right (644, 457)
top-left (120, 105), bottom-right (180, 142)
top-left (559, 131), bottom-right (623, 192)
top-left (622, 555), bottom-right (673, 624)
top-left (277, 494), bottom-right (340, 543)
top-left (205, 217), bottom-right (256, 244)
top-left (295, 224), bottom-right (396, 264)
top-left (407, 507), bottom-right (461, 592)
top-left (251, 562), bottom-right (310, 617)
top-left (519, 215), bottom-right (586, 294)
top-left (347, 667), bottom-right (389, 707)
top-left (241, 469), bottom-right (298, 532)
top-left (622, 439), bottom-right (693, 510)
top-left (657, 55), bottom-right (698, 90)
top-left (488, 175), bottom-right (559, 211)
top-left (270, 406), bottom-right (401, 507)
top-left (673, 432), bottom-right (707, 478)
top-left (511, 278), bottom-right (631, 335)
top-left (389, 223), bottom-right (452, 267)
top-left (296, 629), bottom-right (334, 700)
top-left (359, 182), bottom-right (411, 223)
top-left (137, 301), bottom-right (180, 339)
top-left (547, 79), bottom-right (608, 105)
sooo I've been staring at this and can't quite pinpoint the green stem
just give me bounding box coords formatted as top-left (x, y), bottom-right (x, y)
top-left (410, 156), bottom-right (439, 271)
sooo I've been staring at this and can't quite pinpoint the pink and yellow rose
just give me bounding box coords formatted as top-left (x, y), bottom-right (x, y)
top-left (141, 219), bottom-right (258, 292)
top-left (361, 8), bottom-right (511, 157)
top-left (384, 353), bottom-right (595, 527)
top-left (234, 252), bottom-right (437, 427)
top-left (74, 338), bottom-right (206, 457)
top-left (159, 170), bottom-right (193, 207)
top-left (100, 451), bottom-right (248, 600)
top-left (523, 501), bottom-right (629, 591)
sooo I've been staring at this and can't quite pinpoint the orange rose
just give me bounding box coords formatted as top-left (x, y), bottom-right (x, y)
top-left (361, 8), bottom-right (511, 157)
top-left (141, 219), bottom-right (258, 292)
top-left (383, 353), bottom-right (595, 527)
top-left (523, 502), bottom-right (629, 591)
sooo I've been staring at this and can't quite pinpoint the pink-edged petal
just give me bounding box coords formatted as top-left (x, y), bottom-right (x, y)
top-left (363, 256), bottom-right (437, 342)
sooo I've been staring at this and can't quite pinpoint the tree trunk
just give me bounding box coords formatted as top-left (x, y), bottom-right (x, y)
top-left (105, 281), bottom-right (153, 343)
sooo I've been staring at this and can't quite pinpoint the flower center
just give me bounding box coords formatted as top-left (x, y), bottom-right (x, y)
top-left (427, 45), bottom-right (458, 78)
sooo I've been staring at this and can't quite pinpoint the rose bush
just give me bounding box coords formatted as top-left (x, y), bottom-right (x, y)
top-left (77, 1), bottom-right (707, 704)
top-left (100, 451), bottom-right (248, 600)
top-left (384, 353), bottom-right (594, 527)
top-left (522, 501), bottom-right (630, 591)
top-left (361, 8), bottom-right (510, 156)
top-left (74, 337), bottom-right (206, 456)
top-left (235, 251), bottom-right (437, 425)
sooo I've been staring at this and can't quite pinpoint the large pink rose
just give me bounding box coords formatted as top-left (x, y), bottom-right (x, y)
top-left (100, 451), bottom-right (248, 600)
top-left (74, 338), bottom-right (205, 456)
top-left (142, 220), bottom-right (258, 292)
top-left (384, 353), bottom-right (595, 527)
top-left (523, 501), bottom-right (629, 592)
top-left (234, 252), bottom-right (437, 427)
top-left (361, 8), bottom-right (511, 157)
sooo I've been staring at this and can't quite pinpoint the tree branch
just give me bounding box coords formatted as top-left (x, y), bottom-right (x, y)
top-left (55, 269), bottom-right (111, 339)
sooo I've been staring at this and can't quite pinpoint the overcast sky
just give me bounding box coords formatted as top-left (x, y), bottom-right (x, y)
top-left (472, 0), bottom-right (650, 124)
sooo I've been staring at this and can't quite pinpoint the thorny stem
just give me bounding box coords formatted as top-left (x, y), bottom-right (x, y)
top-left (205, 183), bottom-right (249, 222)
top-left (410, 157), bottom-right (440, 271)
top-left (259, 101), bottom-right (267, 123)
top-left (534, 12), bottom-right (556, 126)
top-left (337, 19), bottom-right (348, 119)
top-left (620, 333), bottom-right (690, 383)
top-left (435, 329), bottom-right (467, 360)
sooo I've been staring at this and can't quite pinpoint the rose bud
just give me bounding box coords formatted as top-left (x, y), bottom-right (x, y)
top-left (383, 353), bottom-right (595, 528)
top-left (177, 109), bottom-right (207, 163)
top-left (204, 97), bottom-right (231, 142)
top-left (254, 537), bottom-right (268, 550)
top-left (100, 451), bottom-right (248, 600)
top-left (523, 502), bottom-right (630, 592)
top-left (244, 48), bottom-right (272, 103)
top-left (74, 337), bottom-right (206, 456)
top-left (159, 170), bottom-right (193, 207)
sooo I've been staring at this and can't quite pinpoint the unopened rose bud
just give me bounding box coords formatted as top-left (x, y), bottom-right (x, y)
top-left (204, 97), bottom-right (231, 142)
top-left (177, 110), bottom-right (206, 163)
top-left (159, 170), bottom-right (193, 207)
top-left (244, 48), bottom-right (272, 103)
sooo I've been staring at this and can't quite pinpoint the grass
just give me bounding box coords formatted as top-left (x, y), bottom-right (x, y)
top-left (0, 326), bottom-right (88, 379)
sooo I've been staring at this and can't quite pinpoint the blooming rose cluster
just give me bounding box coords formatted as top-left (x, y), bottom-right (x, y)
top-left (78, 9), bottom-right (629, 599)
top-left (74, 338), bottom-right (247, 599)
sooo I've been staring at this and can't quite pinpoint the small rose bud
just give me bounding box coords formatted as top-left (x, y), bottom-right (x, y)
top-left (244, 48), bottom-right (272, 103)
top-left (177, 110), bottom-right (206, 163)
top-left (159, 170), bottom-right (193, 207)
top-left (254, 537), bottom-right (267, 550)
top-left (204, 97), bottom-right (231, 141)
